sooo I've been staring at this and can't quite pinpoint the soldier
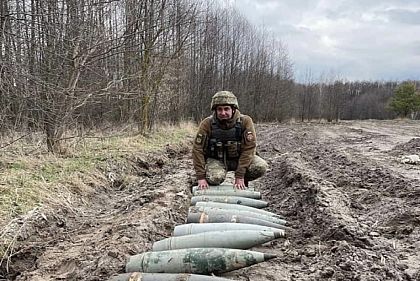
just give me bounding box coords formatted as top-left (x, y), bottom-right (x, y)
top-left (192, 91), bottom-right (268, 190)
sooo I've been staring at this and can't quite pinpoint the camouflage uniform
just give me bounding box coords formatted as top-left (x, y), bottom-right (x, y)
top-left (192, 91), bottom-right (268, 185)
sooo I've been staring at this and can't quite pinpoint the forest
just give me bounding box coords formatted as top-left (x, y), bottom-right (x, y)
top-left (1, 0), bottom-right (419, 153)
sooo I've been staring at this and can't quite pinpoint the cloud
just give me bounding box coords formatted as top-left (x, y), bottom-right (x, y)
top-left (384, 8), bottom-right (420, 25)
top-left (229, 0), bottom-right (420, 81)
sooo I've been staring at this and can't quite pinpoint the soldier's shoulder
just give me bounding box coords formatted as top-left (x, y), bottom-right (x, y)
top-left (203, 115), bottom-right (213, 123)
top-left (239, 114), bottom-right (254, 123)
top-left (198, 116), bottom-right (213, 127)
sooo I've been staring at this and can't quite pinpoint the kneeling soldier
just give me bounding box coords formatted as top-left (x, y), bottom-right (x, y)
top-left (192, 91), bottom-right (268, 190)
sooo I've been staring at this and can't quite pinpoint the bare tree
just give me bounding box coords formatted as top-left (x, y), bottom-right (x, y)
top-left (1, 0), bottom-right (298, 152)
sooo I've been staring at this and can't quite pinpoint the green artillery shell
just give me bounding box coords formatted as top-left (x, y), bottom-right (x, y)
top-left (191, 195), bottom-right (268, 208)
top-left (193, 189), bottom-right (261, 199)
top-left (152, 230), bottom-right (283, 251)
top-left (191, 206), bottom-right (287, 226)
top-left (173, 223), bottom-right (284, 237)
top-left (195, 201), bottom-right (284, 219)
top-left (192, 184), bottom-right (255, 193)
top-left (187, 207), bottom-right (287, 229)
top-left (196, 206), bottom-right (287, 225)
top-left (108, 272), bottom-right (233, 281)
top-left (126, 248), bottom-right (276, 274)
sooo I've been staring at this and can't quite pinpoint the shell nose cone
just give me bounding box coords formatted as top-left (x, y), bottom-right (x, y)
top-left (264, 253), bottom-right (277, 260)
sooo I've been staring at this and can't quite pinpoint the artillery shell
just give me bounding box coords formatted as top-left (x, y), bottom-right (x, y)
top-left (126, 248), bottom-right (276, 274)
top-left (173, 223), bottom-right (284, 236)
top-left (152, 230), bottom-right (283, 251)
top-left (187, 207), bottom-right (287, 229)
top-left (192, 184), bottom-right (255, 193)
top-left (191, 195), bottom-right (268, 208)
top-left (193, 189), bottom-right (261, 199)
top-left (108, 272), bottom-right (233, 281)
top-left (190, 206), bottom-right (287, 226)
top-left (195, 201), bottom-right (284, 219)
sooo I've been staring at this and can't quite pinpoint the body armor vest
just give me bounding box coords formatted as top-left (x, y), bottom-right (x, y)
top-left (207, 116), bottom-right (242, 160)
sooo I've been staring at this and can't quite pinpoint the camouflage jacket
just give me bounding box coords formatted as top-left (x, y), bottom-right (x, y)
top-left (192, 110), bottom-right (257, 180)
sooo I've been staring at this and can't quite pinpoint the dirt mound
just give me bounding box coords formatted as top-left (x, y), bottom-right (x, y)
top-left (391, 138), bottom-right (420, 155)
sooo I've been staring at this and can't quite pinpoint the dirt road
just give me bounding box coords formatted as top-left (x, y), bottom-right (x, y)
top-left (1, 120), bottom-right (419, 281)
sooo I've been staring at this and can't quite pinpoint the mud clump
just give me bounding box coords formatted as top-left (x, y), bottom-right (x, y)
top-left (391, 138), bottom-right (420, 154)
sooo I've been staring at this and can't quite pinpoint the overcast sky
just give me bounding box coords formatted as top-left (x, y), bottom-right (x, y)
top-left (225, 0), bottom-right (420, 82)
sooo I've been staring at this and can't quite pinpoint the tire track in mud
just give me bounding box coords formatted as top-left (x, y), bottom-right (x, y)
top-left (254, 122), bottom-right (419, 281)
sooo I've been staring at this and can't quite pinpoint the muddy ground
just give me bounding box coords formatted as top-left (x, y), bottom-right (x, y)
top-left (1, 120), bottom-right (419, 281)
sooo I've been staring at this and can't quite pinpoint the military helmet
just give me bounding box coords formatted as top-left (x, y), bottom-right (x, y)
top-left (211, 91), bottom-right (239, 110)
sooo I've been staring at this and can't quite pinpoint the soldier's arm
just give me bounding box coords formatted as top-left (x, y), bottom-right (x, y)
top-left (235, 115), bottom-right (257, 179)
top-left (192, 118), bottom-right (211, 180)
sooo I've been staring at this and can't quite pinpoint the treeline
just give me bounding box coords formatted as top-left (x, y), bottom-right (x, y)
top-left (0, 0), bottom-right (417, 152)
top-left (296, 79), bottom-right (396, 122)
top-left (296, 78), bottom-right (420, 122)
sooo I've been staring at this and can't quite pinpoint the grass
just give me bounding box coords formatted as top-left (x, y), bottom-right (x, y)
top-left (0, 122), bottom-right (196, 229)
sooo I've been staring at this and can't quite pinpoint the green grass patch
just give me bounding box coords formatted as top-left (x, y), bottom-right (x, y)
top-left (0, 170), bottom-right (43, 223)
top-left (7, 161), bottom-right (27, 171)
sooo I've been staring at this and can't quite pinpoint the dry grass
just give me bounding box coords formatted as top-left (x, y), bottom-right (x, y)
top-left (0, 121), bottom-right (197, 229)
top-left (0, 121), bottom-right (196, 261)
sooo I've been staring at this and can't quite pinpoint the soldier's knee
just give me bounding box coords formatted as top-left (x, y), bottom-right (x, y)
top-left (206, 174), bottom-right (225, 185)
top-left (206, 168), bottom-right (226, 185)
top-left (205, 159), bottom-right (226, 185)
top-left (245, 156), bottom-right (268, 180)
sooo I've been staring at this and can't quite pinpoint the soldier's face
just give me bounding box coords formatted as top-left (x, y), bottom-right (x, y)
top-left (216, 105), bottom-right (233, 120)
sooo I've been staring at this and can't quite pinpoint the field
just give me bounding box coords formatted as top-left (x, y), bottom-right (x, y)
top-left (1, 120), bottom-right (419, 280)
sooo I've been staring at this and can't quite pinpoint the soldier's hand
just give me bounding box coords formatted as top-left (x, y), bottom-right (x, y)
top-left (197, 179), bottom-right (209, 190)
top-left (234, 178), bottom-right (246, 190)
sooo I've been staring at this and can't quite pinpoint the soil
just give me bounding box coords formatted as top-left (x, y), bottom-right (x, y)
top-left (1, 120), bottom-right (419, 281)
